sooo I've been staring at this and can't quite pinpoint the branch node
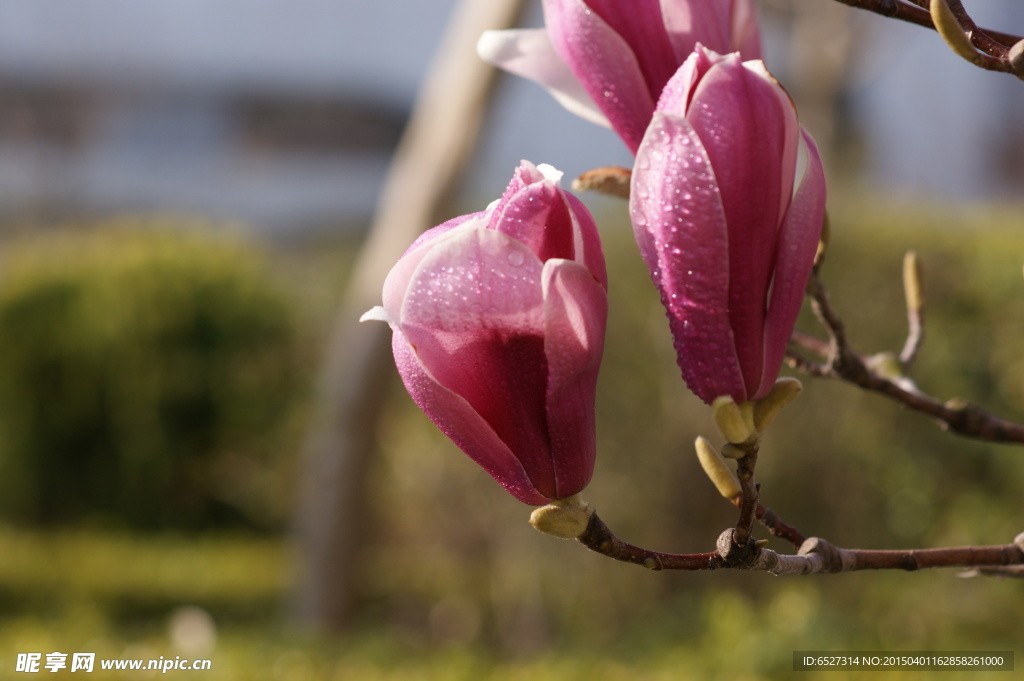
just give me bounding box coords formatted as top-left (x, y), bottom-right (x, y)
top-left (717, 528), bottom-right (762, 569)
top-left (798, 537), bottom-right (847, 573)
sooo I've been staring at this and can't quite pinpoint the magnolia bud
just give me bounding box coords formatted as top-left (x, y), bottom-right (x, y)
top-left (695, 437), bottom-right (742, 500)
top-left (752, 377), bottom-right (803, 432)
top-left (529, 494), bottom-right (593, 539)
top-left (712, 395), bottom-right (757, 445)
top-left (903, 251), bottom-right (925, 315)
top-left (930, 0), bottom-right (984, 65)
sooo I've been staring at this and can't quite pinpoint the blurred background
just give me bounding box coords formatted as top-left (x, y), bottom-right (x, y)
top-left (0, 0), bottom-right (1022, 679)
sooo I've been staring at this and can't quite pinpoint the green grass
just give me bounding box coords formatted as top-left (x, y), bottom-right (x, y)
top-left (0, 527), bottom-right (1017, 680)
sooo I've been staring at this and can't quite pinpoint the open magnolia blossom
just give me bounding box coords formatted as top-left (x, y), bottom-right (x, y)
top-left (478, 0), bottom-right (761, 153)
top-left (630, 46), bottom-right (827, 405)
top-left (362, 161), bottom-right (608, 505)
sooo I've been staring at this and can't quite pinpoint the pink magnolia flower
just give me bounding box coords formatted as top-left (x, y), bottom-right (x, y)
top-left (478, 0), bottom-right (761, 153)
top-left (629, 47), bottom-right (826, 405)
top-left (362, 161), bottom-right (608, 505)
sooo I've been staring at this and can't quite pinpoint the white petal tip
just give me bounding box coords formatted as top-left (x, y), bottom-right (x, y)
top-left (360, 306), bottom-right (394, 324)
top-left (476, 30), bottom-right (505, 63)
top-left (536, 163), bottom-right (564, 184)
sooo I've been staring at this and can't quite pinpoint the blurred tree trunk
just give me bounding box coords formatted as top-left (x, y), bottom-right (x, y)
top-left (291, 0), bottom-right (527, 631)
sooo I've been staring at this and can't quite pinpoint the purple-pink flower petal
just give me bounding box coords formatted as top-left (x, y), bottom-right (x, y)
top-left (630, 110), bottom-right (746, 403)
top-left (391, 334), bottom-right (549, 505)
top-left (482, 0), bottom-right (763, 153)
top-left (630, 48), bottom-right (826, 405)
top-left (756, 131), bottom-right (827, 399)
top-left (542, 259), bottom-right (607, 497)
top-left (476, 28), bottom-right (611, 129)
top-left (542, 0), bottom-right (657, 152)
top-left (683, 55), bottom-right (799, 397)
top-left (661, 0), bottom-right (762, 63)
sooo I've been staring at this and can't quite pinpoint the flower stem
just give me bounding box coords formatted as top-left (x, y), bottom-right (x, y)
top-left (731, 446), bottom-right (760, 547)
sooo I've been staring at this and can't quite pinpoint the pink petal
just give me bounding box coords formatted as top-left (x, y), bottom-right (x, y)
top-left (542, 0), bottom-right (658, 153)
top-left (730, 0), bottom-right (763, 59)
top-left (398, 227), bottom-right (558, 492)
top-left (755, 131), bottom-right (826, 399)
top-left (685, 55), bottom-right (797, 397)
top-left (577, 0), bottom-right (679, 96)
top-left (563, 191), bottom-right (608, 289)
top-left (542, 259), bottom-right (607, 498)
top-left (656, 45), bottom-right (726, 114)
top-left (743, 59), bottom-right (801, 227)
top-left (391, 333), bottom-right (549, 505)
top-left (630, 110), bottom-right (745, 403)
top-left (660, 0), bottom-right (734, 61)
top-left (381, 216), bottom-right (482, 323)
top-left (476, 29), bottom-right (610, 129)
top-left (403, 212), bottom-right (482, 256)
top-left (489, 162), bottom-right (576, 264)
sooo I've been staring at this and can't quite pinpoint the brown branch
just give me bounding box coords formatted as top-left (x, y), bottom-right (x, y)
top-left (835, 541), bottom-right (1024, 571)
top-left (575, 512), bottom-right (723, 570)
top-left (758, 535), bottom-right (1024, 575)
top-left (575, 514), bottom-right (1024, 575)
top-left (722, 494), bottom-right (809, 548)
top-left (828, 0), bottom-right (935, 32)
top-left (941, 0), bottom-right (1014, 55)
top-left (790, 271), bottom-right (1024, 444)
top-left (731, 447), bottom-right (760, 546)
top-left (753, 501), bottom-right (808, 548)
top-left (830, 0), bottom-right (1022, 46)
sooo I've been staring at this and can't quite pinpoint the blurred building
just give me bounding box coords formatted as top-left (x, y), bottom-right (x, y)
top-left (0, 0), bottom-right (447, 232)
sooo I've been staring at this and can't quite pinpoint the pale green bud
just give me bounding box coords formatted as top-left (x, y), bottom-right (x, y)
top-left (529, 494), bottom-right (593, 539)
top-left (695, 437), bottom-right (742, 500)
top-left (712, 395), bottom-right (756, 445)
top-left (903, 251), bottom-right (925, 315)
top-left (752, 377), bottom-right (803, 432)
top-left (930, 0), bottom-right (985, 65)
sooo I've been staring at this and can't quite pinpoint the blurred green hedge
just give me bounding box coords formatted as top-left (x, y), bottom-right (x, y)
top-left (0, 223), bottom-right (301, 530)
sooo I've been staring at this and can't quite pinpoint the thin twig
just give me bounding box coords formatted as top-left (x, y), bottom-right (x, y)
top-left (828, 0), bottom-right (935, 32)
top-left (790, 271), bottom-right (1024, 444)
top-left (755, 502), bottom-right (808, 547)
top-left (723, 496), bottom-right (808, 548)
top-left (575, 513), bottom-right (723, 570)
